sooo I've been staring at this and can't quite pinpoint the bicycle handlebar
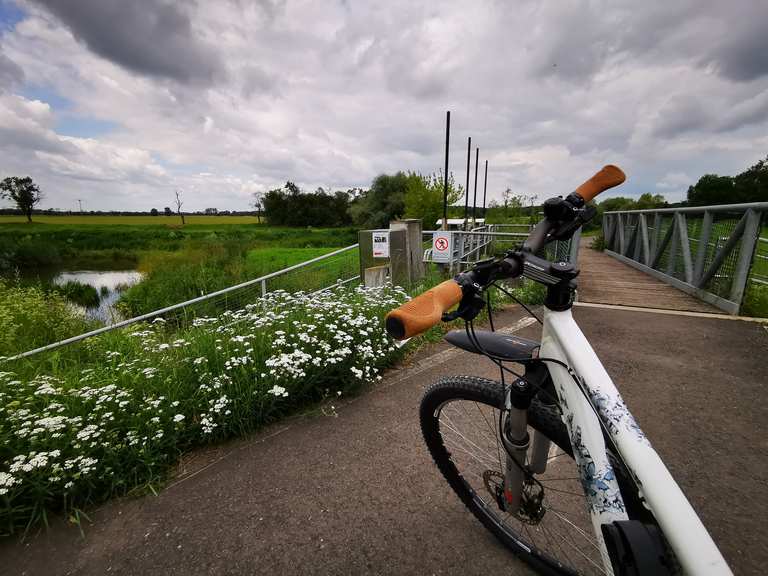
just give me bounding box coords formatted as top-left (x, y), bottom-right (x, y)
top-left (385, 280), bottom-right (463, 340)
top-left (385, 165), bottom-right (625, 340)
top-left (573, 164), bottom-right (625, 203)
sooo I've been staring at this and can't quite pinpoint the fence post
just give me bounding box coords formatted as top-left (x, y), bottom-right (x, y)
top-left (676, 213), bottom-right (694, 283)
top-left (693, 211), bottom-right (713, 283)
top-left (729, 209), bottom-right (762, 308)
top-left (617, 214), bottom-right (625, 254)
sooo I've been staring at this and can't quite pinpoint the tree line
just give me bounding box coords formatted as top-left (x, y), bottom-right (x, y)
top-left (3, 154), bottom-right (765, 226)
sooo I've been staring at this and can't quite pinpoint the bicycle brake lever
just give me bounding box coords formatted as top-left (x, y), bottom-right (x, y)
top-left (442, 292), bottom-right (485, 322)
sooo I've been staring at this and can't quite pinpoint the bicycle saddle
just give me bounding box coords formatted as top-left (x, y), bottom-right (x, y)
top-left (444, 330), bottom-right (540, 363)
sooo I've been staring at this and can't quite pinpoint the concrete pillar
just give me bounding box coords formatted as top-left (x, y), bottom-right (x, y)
top-left (389, 219), bottom-right (424, 285)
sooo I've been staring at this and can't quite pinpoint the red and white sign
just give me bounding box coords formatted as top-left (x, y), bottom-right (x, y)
top-left (432, 231), bottom-right (453, 262)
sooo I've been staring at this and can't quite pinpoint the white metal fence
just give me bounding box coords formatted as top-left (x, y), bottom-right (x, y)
top-left (5, 244), bottom-right (361, 362)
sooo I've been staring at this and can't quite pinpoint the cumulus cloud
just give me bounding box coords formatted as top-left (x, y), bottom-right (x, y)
top-left (28, 0), bottom-right (223, 84)
top-left (0, 0), bottom-right (766, 211)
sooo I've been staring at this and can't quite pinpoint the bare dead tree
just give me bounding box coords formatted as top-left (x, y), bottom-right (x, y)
top-left (252, 190), bottom-right (265, 224)
top-left (174, 189), bottom-right (186, 225)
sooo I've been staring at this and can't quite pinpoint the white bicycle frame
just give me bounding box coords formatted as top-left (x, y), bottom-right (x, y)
top-left (537, 306), bottom-right (732, 575)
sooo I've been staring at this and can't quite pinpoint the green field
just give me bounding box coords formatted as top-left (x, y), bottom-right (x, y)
top-left (0, 214), bottom-right (262, 225)
top-left (0, 220), bottom-right (360, 344)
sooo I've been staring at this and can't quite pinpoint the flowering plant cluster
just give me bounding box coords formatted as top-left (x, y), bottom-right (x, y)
top-left (0, 285), bottom-right (407, 534)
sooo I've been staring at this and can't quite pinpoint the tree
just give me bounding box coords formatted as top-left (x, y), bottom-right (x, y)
top-left (686, 155), bottom-right (768, 206)
top-left (634, 193), bottom-right (667, 210)
top-left (150, 208), bottom-right (159, 216)
top-left (0, 176), bottom-right (43, 222)
top-left (501, 188), bottom-right (524, 218)
top-left (686, 175), bottom-right (734, 206)
top-left (403, 171), bottom-right (463, 228)
top-left (174, 190), bottom-right (185, 225)
top-left (262, 182), bottom-right (352, 226)
top-left (164, 206), bottom-right (172, 216)
top-left (252, 190), bottom-right (265, 223)
top-left (349, 172), bottom-right (409, 229)
top-left (732, 155), bottom-right (768, 204)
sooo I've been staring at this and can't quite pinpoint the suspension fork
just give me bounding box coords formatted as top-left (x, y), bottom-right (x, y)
top-left (501, 364), bottom-right (554, 512)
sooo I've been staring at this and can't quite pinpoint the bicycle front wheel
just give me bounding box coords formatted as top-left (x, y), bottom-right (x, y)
top-left (421, 376), bottom-right (612, 576)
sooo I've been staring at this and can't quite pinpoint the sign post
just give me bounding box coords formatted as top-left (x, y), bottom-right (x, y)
top-left (432, 231), bottom-right (453, 263)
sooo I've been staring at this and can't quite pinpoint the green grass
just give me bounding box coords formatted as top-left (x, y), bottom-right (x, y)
top-left (0, 280), bottom-right (94, 358)
top-left (0, 215), bottom-right (263, 225)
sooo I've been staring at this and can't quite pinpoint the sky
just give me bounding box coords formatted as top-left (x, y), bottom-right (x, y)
top-left (1, 0), bottom-right (767, 212)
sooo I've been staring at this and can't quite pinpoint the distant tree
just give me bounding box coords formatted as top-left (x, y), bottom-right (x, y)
top-left (150, 208), bottom-right (159, 216)
top-left (403, 171), bottom-right (463, 228)
top-left (686, 175), bottom-right (734, 206)
top-left (174, 190), bottom-right (185, 225)
top-left (733, 155), bottom-right (768, 202)
top-left (634, 193), bottom-right (667, 210)
top-left (350, 172), bottom-right (409, 229)
top-left (262, 182), bottom-right (352, 227)
top-left (204, 207), bottom-right (218, 215)
top-left (599, 196), bottom-right (637, 212)
top-left (500, 188), bottom-right (524, 218)
top-left (252, 190), bottom-right (265, 223)
top-left (686, 155), bottom-right (768, 206)
top-left (0, 176), bottom-right (43, 222)
top-left (164, 206), bottom-right (172, 216)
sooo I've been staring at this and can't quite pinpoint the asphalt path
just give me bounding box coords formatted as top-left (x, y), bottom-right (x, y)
top-left (3, 306), bottom-right (766, 575)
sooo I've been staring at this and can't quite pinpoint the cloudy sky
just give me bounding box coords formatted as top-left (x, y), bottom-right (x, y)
top-left (1, 0), bottom-right (767, 212)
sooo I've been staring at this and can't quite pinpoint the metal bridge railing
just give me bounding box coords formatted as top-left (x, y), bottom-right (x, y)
top-left (5, 244), bottom-right (361, 362)
top-left (422, 223), bottom-right (581, 275)
top-left (602, 203), bottom-right (768, 314)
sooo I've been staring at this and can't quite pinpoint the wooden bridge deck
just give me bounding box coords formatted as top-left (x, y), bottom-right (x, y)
top-left (577, 242), bottom-right (720, 313)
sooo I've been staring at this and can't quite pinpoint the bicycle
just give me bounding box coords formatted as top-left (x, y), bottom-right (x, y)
top-left (385, 166), bottom-right (732, 575)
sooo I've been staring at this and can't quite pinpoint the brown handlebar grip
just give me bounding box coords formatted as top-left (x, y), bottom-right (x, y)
top-left (385, 280), bottom-right (463, 340)
top-left (574, 165), bottom-right (626, 203)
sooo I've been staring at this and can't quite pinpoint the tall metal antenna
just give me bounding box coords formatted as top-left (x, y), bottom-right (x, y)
top-left (442, 111), bottom-right (450, 231)
top-left (472, 147), bottom-right (479, 226)
top-left (482, 160), bottom-right (488, 216)
top-left (463, 136), bottom-right (471, 228)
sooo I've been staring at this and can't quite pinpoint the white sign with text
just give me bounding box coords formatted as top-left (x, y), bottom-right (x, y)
top-left (372, 231), bottom-right (390, 258)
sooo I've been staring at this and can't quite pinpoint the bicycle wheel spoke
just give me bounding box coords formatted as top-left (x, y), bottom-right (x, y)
top-left (473, 401), bottom-right (503, 470)
top-left (546, 508), bottom-right (601, 553)
top-left (440, 416), bottom-right (500, 465)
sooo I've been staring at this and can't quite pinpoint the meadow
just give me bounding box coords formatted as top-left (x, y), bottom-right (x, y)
top-left (0, 220), bottom-right (359, 340)
top-left (0, 215), bottom-right (263, 225)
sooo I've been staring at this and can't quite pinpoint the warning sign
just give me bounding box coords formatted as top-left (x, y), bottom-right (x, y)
top-left (432, 231), bottom-right (452, 263)
top-left (372, 231), bottom-right (389, 258)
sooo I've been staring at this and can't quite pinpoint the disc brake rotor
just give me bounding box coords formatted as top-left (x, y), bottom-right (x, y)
top-left (482, 469), bottom-right (546, 525)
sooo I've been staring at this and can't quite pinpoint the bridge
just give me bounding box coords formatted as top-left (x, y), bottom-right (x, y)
top-left (3, 217), bottom-right (767, 576)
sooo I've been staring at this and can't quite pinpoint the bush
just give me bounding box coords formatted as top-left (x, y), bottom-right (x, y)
top-left (0, 285), bottom-right (408, 534)
top-left (0, 280), bottom-right (91, 358)
top-left (590, 232), bottom-right (606, 251)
